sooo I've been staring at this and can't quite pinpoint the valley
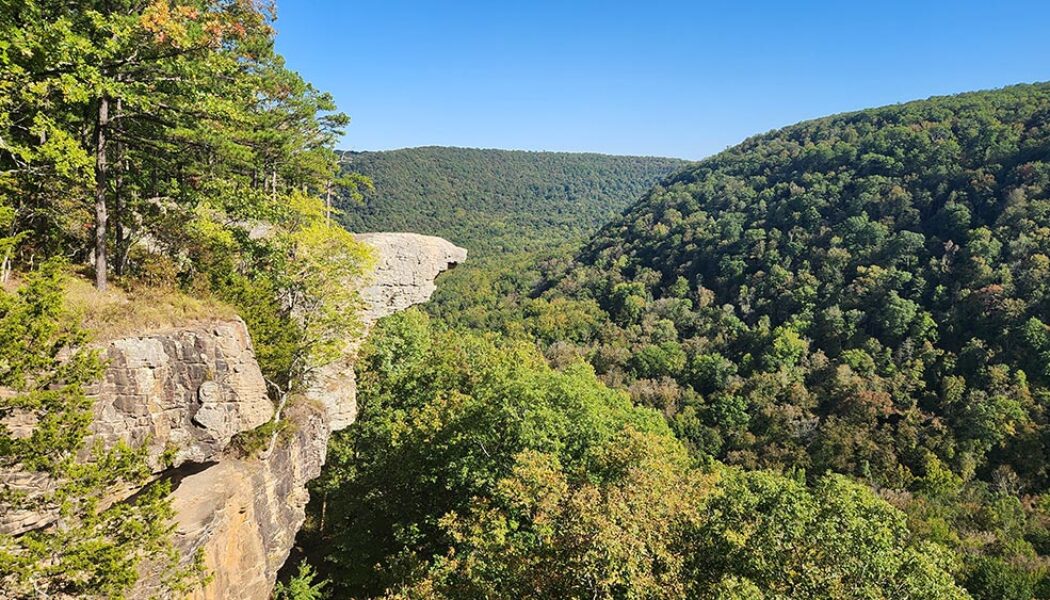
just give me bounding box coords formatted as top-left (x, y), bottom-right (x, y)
top-left (0, 2), bottom-right (1047, 599)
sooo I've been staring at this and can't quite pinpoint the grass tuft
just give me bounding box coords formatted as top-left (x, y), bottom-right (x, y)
top-left (64, 277), bottom-right (238, 340)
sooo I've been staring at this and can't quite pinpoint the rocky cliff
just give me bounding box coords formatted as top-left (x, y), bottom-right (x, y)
top-left (0, 320), bottom-right (273, 538)
top-left (305, 233), bottom-right (468, 431)
top-left (2, 233), bottom-right (465, 599)
top-left (152, 233), bottom-right (465, 600)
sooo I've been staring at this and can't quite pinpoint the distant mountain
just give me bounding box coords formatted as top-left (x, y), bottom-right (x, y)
top-left (560, 82), bottom-right (1050, 480)
top-left (336, 146), bottom-right (688, 256)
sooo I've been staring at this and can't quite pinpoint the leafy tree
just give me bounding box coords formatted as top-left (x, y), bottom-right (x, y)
top-left (688, 471), bottom-right (967, 599)
top-left (274, 561), bottom-right (329, 600)
top-left (0, 0), bottom-right (373, 594)
top-left (302, 311), bottom-right (967, 599)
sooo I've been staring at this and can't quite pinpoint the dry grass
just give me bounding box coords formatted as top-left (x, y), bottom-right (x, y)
top-left (64, 277), bottom-right (238, 340)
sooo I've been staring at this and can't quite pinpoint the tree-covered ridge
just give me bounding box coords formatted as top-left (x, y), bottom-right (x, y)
top-left (564, 82), bottom-right (1050, 595)
top-left (570, 82), bottom-right (1050, 484)
top-left (422, 83), bottom-right (1050, 598)
top-left (337, 146), bottom-right (688, 255)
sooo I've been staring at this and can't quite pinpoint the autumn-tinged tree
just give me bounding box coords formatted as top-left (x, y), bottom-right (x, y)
top-left (0, 1), bottom-right (373, 595)
top-left (0, 0), bottom-right (362, 290)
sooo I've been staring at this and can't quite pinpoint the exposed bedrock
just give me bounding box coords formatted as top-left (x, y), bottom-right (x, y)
top-left (0, 319), bottom-right (273, 537)
top-left (143, 233), bottom-right (464, 599)
top-left (1, 232), bottom-right (465, 600)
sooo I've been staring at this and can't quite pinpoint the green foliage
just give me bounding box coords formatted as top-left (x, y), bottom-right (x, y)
top-left (274, 561), bottom-right (329, 600)
top-left (339, 147), bottom-right (687, 256)
top-left (232, 417), bottom-right (290, 458)
top-left (418, 83), bottom-right (1050, 596)
top-left (963, 555), bottom-right (1039, 600)
top-left (559, 83), bottom-right (1050, 493)
top-left (0, 1), bottom-right (373, 594)
top-left (689, 471), bottom-right (966, 599)
top-left (302, 310), bottom-right (967, 599)
top-left (305, 310), bottom-right (674, 596)
top-left (0, 260), bottom-right (101, 472)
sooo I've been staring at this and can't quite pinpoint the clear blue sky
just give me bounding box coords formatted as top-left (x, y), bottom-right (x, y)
top-left (274, 1), bottom-right (1050, 160)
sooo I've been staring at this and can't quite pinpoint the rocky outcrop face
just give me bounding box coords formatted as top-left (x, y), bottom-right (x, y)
top-left (2, 233), bottom-right (463, 599)
top-left (0, 320), bottom-right (273, 536)
top-left (89, 321), bottom-right (273, 470)
top-left (305, 232), bottom-right (466, 430)
top-left (142, 233), bottom-right (465, 600)
top-left (134, 400), bottom-right (329, 600)
top-left (354, 233), bottom-right (467, 326)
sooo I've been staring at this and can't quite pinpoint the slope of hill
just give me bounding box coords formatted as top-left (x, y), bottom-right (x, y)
top-left (337, 147), bottom-right (688, 255)
top-left (564, 82), bottom-right (1050, 482)
top-left (423, 83), bottom-right (1050, 597)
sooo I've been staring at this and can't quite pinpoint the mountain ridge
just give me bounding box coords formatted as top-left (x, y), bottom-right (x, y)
top-left (337, 146), bottom-right (689, 256)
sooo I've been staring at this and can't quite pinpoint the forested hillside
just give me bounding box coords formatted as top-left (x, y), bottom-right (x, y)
top-left (417, 83), bottom-right (1050, 598)
top-left (302, 310), bottom-right (969, 599)
top-left (337, 147), bottom-right (687, 255)
top-left (5, 1), bottom-right (1049, 597)
top-left (568, 83), bottom-right (1050, 487)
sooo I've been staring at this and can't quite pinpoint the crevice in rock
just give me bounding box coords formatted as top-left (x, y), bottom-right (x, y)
top-left (125, 460), bottom-right (220, 507)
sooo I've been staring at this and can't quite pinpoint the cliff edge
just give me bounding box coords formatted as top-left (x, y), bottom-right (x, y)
top-left (150, 233), bottom-right (465, 599)
top-left (1, 233), bottom-right (465, 599)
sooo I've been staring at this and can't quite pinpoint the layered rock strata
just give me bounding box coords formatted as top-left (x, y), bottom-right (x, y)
top-left (150, 233), bottom-right (463, 599)
top-left (0, 320), bottom-right (272, 536)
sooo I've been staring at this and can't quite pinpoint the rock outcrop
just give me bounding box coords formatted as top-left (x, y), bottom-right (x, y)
top-left (1, 232), bottom-right (464, 600)
top-left (90, 321), bottom-right (273, 470)
top-left (142, 233), bottom-right (465, 599)
top-left (0, 320), bottom-right (273, 536)
top-left (134, 400), bottom-right (329, 599)
top-left (307, 233), bottom-right (467, 430)
top-left (354, 233), bottom-right (467, 325)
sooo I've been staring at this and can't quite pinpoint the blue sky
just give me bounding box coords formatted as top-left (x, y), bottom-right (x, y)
top-left (274, 1), bottom-right (1050, 160)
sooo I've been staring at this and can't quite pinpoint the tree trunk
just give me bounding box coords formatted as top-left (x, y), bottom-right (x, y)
top-left (113, 98), bottom-right (125, 277)
top-left (0, 250), bottom-right (11, 285)
top-left (319, 491), bottom-right (327, 536)
top-left (325, 181), bottom-right (332, 225)
top-left (94, 96), bottom-right (110, 291)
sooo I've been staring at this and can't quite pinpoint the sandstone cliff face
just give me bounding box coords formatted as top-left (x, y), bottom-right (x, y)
top-left (141, 233), bottom-right (465, 599)
top-left (90, 321), bottom-right (273, 470)
top-left (0, 320), bottom-right (273, 537)
top-left (134, 400), bottom-right (329, 599)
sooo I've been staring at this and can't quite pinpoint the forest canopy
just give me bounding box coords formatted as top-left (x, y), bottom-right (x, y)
top-left (302, 310), bottom-right (968, 599)
top-left (410, 83), bottom-right (1050, 599)
top-left (337, 146), bottom-right (687, 256)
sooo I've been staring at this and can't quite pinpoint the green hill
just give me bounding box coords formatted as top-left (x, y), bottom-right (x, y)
top-left (564, 83), bottom-right (1050, 484)
top-left (424, 83), bottom-right (1050, 597)
top-left (336, 147), bottom-right (687, 256)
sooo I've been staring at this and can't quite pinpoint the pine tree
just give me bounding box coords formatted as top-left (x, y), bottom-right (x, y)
top-left (0, 261), bottom-right (195, 597)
